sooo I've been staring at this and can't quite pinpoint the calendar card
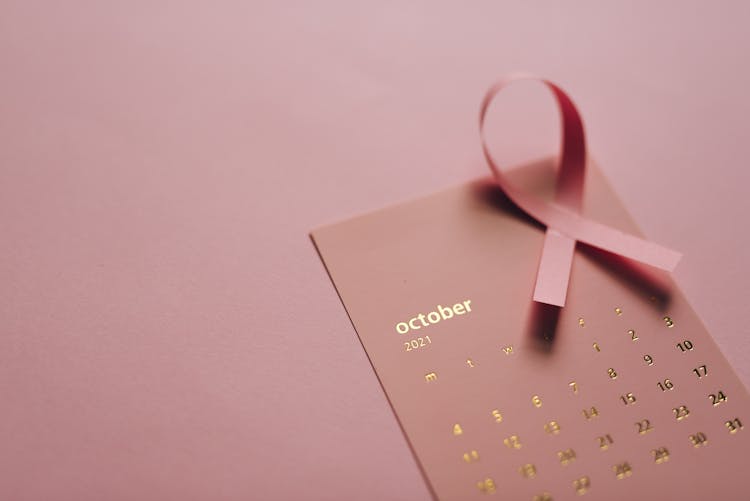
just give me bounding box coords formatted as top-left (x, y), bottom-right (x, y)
top-left (311, 158), bottom-right (750, 500)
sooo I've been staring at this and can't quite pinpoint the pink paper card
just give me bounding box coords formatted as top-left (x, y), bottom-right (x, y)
top-left (311, 158), bottom-right (750, 500)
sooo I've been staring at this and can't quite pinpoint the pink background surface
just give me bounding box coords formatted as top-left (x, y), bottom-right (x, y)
top-left (1, 2), bottom-right (748, 500)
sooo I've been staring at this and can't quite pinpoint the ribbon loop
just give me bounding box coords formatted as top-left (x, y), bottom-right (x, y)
top-left (479, 74), bottom-right (681, 307)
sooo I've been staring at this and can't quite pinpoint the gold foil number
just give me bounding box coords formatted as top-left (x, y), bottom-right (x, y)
top-left (404, 335), bottom-right (432, 352)
top-left (453, 423), bottom-right (463, 436)
top-left (693, 365), bottom-right (708, 378)
top-left (628, 329), bottom-right (638, 341)
top-left (657, 379), bottom-right (674, 391)
top-left (607, 368), bottom-right (618, 380)
top-left (504, 435), bottom-right (522, 449)
top-left (582, 407), bottom-right (599, 420)
top-left (533, 493), bottom-right (553, 501)
top-left (664, 316), bottom-right (674, 328)
top-left (463, 450), bottom-right (480, 463)
top-left (613, 462), bottom-right (633, 479)
top-left (425, 372), bottom-right (438, 383)
top-left (689, 432), bottom-right (708, 447)
top-left (651, 447), bottom-right (670, 464)
top-left (544, 421), bottom-right (561, 435)
top-left (532, 395), bottom-right (543, 408)
top-left (592, 342), bottom-right (601, 352)
top-left (709, 391), bottom-right (727, 406)
top-left (569, 381), bottom-right (578, 394)
top-left (676, 340), bottom-right (693, 352)
top-left (726, 418), bottom-right (744, 434)
top-left (557, 448), bottom-right (576, 465)
top-left (476, 478), bottom-right (496, 494)
top-left (673, 405), bottom-right (690, 421)
top-left (620, 393), bottom-right (637, 405)
top-left (491, 409), bottom-right (503, 423)
top-left (636, 419), bottom-right (653, 435)
top-left (573, 476), bottom-right (591, 495)
top-left (597, 434), bottom-right (614, 450)
top-left (643, 354), bottom-right (654, 366)
top-left (519, 463), bottom-right (537, 479)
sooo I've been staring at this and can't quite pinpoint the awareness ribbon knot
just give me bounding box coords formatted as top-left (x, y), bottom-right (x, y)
top-left (479, 75), bottom-right (681, 307)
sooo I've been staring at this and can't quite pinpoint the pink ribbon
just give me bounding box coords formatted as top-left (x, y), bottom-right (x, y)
top-left (479, 75), bottom-right (681, 307)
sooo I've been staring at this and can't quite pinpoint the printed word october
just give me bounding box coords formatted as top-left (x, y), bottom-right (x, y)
top-left (395, 300), bottom-right (473, 334)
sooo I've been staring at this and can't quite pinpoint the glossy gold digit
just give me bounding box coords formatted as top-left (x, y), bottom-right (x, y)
top-left (689, 432), bottom-right (708, 447)
top-left (557, 448), bottom-right (576, 465)
top-left (693, 365), bottom-right (708, 378)
top-left (544, 421), bottom-right (561, 435)
top-left (608, 368), bottom-right (618, 380)
top-left (673, 405), bottom-right (690, 421)
top-left (405, 336), bottom-right (432, 352)
top-left (425, 372), bottom-right (438, 382)
top-left (597, 434), bottom-right (614, 450)
top-left (502, 345), bottom-right (514, 355)
top-left (651, 447), bottom-right (670, 464)
top-left (643, 354), bottom-right (654, 366)
top-left (709, 391), bottom-right (728, 406)
top-left (663, 316), bottom-right (674, 328)
top-left (635, 419), bottom-right (653, 435)
top-left (504, 435), bottom-right (522, 449)
top-left (532, 395), bottom-right (542, 408)
top-left (592, 342), bottom-right (601, 352)
top-left (620, 393), bottom-right (636, 405)
top-left (578, 317), bottom-right (585, 327)
top-left (726, 418), bottom-right (744, 434)
top-left (490, 409), bottom-right (504, 423)
top-left (463, 450), bottom-right (480, 462)
top-left (582, 407), bottom-right (599, 420)
top-left (476, 478), bottom-right (496, 494)
top-left (573, 476), bottom-right (591, 495)
top-left (657, 379), bottom-right (675, 391)
top-left (569, 381), bottom-right (578, 394)
top-left (676, 340), bottom-right (693, 352)
top-left (615, 307), bottom-right (623, 316)
top-left (519, 463), bottom-right (537, 479)
top-left (453, 423), bottom-right (463, 436)
top-left (533, 493), bottom-right (552, 501)
top-left (628, 329), bottom-right (638, 341)
top-left (613, 462), bottom-right (633, 479)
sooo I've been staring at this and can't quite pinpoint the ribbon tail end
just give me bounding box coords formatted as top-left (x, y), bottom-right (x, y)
top-left (533, 290), bottom-right (566, 308)
top-left (533, 231), bottom-right (576, 308)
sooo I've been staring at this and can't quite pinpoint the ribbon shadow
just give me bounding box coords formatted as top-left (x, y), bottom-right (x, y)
top-left (524, 302), bottom-right (561, 354)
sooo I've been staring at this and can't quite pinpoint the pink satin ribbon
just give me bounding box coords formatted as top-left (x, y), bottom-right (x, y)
top-left (479, 75), bottom-right (681, 307)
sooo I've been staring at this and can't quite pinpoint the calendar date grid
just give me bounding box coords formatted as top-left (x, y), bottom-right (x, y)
top-left (418, 305), bottom-right (745, 499)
